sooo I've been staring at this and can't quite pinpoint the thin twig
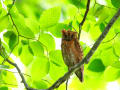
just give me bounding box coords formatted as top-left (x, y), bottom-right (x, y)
top-left (7, 13), bottom-right (20, 56)
top-left (102, 32), bottom-right (120, 43)
top-left (0, 82), bottom-right (18, 86)
top-left (47, 9), bottom-right (120, 90)
top-left (78, 0), bottom-right (90, 40)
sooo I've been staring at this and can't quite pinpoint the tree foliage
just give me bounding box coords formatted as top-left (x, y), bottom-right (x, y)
top-left (0, 0), bottom-right (120, 90)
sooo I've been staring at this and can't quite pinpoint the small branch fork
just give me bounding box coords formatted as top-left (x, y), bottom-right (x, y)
top-left (78, 0), bottom-right (90, 40)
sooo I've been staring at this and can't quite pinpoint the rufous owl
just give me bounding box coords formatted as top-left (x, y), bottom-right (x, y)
top-left (61, 29), bottom-right (84, 82)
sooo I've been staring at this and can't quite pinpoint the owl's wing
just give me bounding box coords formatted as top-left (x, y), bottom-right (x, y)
top-left (74, 39), bottom-right (83, 61)
top-left (74, 39), bottom-right (84, 82)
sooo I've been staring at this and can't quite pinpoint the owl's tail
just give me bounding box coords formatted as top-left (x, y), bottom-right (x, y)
top-left (75, 67), bottom-right (84, 82)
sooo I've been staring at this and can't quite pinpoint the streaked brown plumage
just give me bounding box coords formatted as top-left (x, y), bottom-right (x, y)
top-left (61, 29), bottom-right (84, 82)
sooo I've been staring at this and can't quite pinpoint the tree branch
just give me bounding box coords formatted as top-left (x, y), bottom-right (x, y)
top-left (47, 8), bottom-right (120, 90)
top-left (5, 59), bottom-right (30, 90)
top-left (1, 0), bottom-right (120, 90)
top-left (78, 0), bottom-right (90, 40)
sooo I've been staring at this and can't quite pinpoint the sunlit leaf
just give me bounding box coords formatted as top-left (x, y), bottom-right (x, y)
top-left (113, 36), bottom-right (120, 57)
top-left (39, 33), bottom-right (55, 51)
top-left (32, 80), bottom-right (48, 89)
top-left (19, 45), bottom-right (34, 66)
top-left (101, 47), bottom-right (119, 66)
top-left (112, 61), bottom-right (120, 69)
top-left (2, 71), bottom-right (17, 87)
top-left (25, 18), bottom-right (40, 34)
top-left (0, 15), bottom-right (9, 32)
top-left (48, 23), bottom-right (70, 38)
top-left (10, 6), bottom-right (35, 38)
top-left (29, 41), bottom-right (44, 56)
top-left (103, 66), bottom-right (120, 82)
top-left (49, 50), bottom-right (65, 67)
top-left (40, 7), bottom-right (61, 28)
top-left (49, 62), bottom-right (67, 80)
top-left (30, 56), bottom-right (50, 81)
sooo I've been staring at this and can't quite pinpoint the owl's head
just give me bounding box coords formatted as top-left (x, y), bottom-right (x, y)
top-left (62, 29), bottom-right (77, 41)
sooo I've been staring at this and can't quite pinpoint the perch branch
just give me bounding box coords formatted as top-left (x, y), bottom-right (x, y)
top-left (47, 9), bottom-right (120, 90)
top-left (78, 0), bottom-right (90, 40)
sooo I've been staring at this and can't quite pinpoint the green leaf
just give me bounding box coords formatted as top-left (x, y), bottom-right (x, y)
top-left (2, 72), bottom-right (17, 87)
top-left (48, 23), bottom-right (70, 38)
top-left (93, 5), bottom-right (114, 24)
top-left (68, 0), bottom-right (87, 8)
top-left (0, 15), bottom-right (9, 32)
top-left (9, 33), bottom-right (17, 50)
top-left (14, 19), bottom-right (35, 38)
top-left (21, 40), bottom-right (29, 45)
top-left (103, 66), bottom-right (120, 82)
top-left (0, 87), bottom-right (8, 90)
top-left (40, 7), bottom-right (61, 28)
top-left (66, 4), bottom-right (78, 18)
top-left (113, 37), bottom-right (120, 57)
top-left (111, 0), bottom-right (120, 8)
top-left (30, 56), bottom-right (50, 81)
top-left (99, 23), bottom-right (105, 32)
top-left (29, 41), bottom-right (44, 56)
top-left (18, 46), bottom-right (22, 56)
top-left (49, 62), bottom-right (67, 80)
top-left (19, 45), bottom-right (34, 66)
top-left (10, 7), bottom-right (35, 38)
top-left (4, 31), bottom-right (13, 37)
top-left (101, 47), bottom-right (119, 66)
top-left (39, 33), bottom-right (55, 51)
top-left (3, 31), bottom-right (17, 50)
top-left (33, 80), bottom-right (48, 89)
top-left (49, 50), bottom-right (66, 67)
top-left (88, 59), bottom-right (105, 72)
top-left (112, 61), bottom-right (120, 69)
top-left (0, 65), bottom-right (9, 69)
top-left (25, 18), bottom-right (40, 34)
top-left (28, 45), bottom-right (34, 56)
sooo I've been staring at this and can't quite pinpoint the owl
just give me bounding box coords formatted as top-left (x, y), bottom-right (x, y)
top-left (61, 29), bottom-right (84, 82)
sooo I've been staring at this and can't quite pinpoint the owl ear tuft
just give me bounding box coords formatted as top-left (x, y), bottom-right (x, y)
top-left (62, 29), bottom-right (66, 34)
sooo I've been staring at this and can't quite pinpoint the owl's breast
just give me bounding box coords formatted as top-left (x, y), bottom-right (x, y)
top-left (61, 40), bottom-right (77, 68)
